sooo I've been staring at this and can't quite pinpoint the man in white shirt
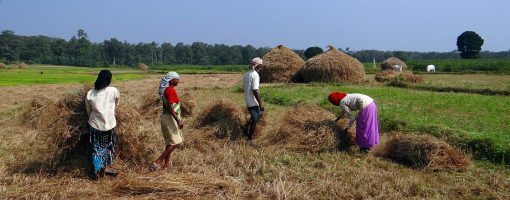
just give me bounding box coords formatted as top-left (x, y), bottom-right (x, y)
top-left (242, 57), bottom-right (264, 141)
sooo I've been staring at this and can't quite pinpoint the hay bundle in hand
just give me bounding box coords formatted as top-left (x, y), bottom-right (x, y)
top-left (380, 57), bottom-right (407, 71)
top-left (261, 104), bottom-right (355, 152)
top-left (22, 85), bottom-right (155, 170)
top-left (195, 99), bottom-right (246, 140)
top-left (259, 45), bottom-right (305, 83)
top-left (180, 92), bottom-right (195, 117)
top-left (299, 46), bottom-right (365, 83)
top-left (377, 134), bottom-right (471, 171)
top-left (139, 91), bottom-right (195, 119)
top-left (375, 70), bottom-right (423, 83)
top-left (0, 62), bottom-right (6, 69)
top-left (138, 63), bottom-right (148, 71)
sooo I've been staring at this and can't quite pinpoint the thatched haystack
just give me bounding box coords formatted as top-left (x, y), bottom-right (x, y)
top-left (375, 70), bottom-right (424, 83)
top-left (261, 104), bottom-right (356, 152)
top-left (139, 91), bottom-right (195, 119)
top-left (300, 46), bottom-right (365, 83)
top-left (380, 57), bottom-right (407, 71)
top-left (376, 134), bottom-right (471, 171)
top-left (18, 62), bottom-right (27, 69)
top-left (137, 63), bottom-right (148, 71)
top-left (194, 99), bottom-right (247, 140)
top-left (259, 45), bottom-right (305, 83)
top-left (0, 62), bottom-right (6, 69)
top-left (22, 86), bottom-right (156, 171)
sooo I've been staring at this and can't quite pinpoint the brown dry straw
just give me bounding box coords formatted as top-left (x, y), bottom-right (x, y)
top-left (0, 62), bottom-right (6, 69)
top-left (380, 57), bottom-right (408, 71)
top-left (375, 70), bottom-right (424, 83)
top-left (21, 85), bottom-right (156, 171)
top-left (299, 45), bottom-right (365, 83)
top-left (137, 63), bottom-right (148, 71)
top-left (139, 91), bottom-right (195, 119)
top-left (194, 99), bottom-right (247, 140)
top-left (376, 133), bottom-right (471, 171)
top-left (259, 45), bottom-right (306, 83)
top-left (261, 104), bottom-right (355, 153)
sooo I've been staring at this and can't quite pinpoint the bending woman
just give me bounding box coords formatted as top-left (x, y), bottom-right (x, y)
top-left (328, 92), bottom-right (379, 153)
top-left (85, 70), bottom-right (120, 180)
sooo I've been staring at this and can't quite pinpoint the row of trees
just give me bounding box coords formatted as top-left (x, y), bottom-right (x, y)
top-left (1, 29), bottom-right (508, 67)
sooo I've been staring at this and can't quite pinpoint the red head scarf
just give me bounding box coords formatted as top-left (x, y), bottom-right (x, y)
top-left (328, 92), bottom-right (347, 106)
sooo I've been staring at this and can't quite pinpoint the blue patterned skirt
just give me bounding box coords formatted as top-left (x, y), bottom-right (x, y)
top-left (89, 126), bottom-right (116, 173)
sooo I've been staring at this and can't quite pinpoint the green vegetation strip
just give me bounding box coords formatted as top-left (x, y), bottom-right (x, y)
top-left (261, 83), bottom-right (510, 165)
top-left (150, 64), bottom-right (246, 74)
top-left (0, 65), bottom-right (145, 86)
top-left (387, 81), bottom-right (510, 96)
top-left (407, 58), bottom-right (510, 73)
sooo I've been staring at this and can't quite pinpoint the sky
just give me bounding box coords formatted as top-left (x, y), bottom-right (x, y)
top-left (0, 0), bottom-right (509, 52)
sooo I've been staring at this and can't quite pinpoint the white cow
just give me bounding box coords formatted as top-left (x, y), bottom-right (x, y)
top-left (426, 65), bottom-right (436, 72)
top-left (392, 64), bottom-right (403, 72)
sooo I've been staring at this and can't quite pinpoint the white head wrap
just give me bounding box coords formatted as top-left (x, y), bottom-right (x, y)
top-left (249, 57), bottom-right (263, 69)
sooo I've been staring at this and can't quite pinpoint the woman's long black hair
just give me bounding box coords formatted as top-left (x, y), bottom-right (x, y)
top-left (94, 70), bottom-right (112, 90)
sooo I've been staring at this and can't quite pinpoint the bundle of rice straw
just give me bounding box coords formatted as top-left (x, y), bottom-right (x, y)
top-left (299, 46), bottom-right (365, 83)
top-left (259, 45), bottom-right (305, 83)
top-left (376, 133), bottom-right (471, 171)
top-left (375, 70), bottom-right (423, 83)
top-left (0, 62), bottom-right (6, 69)
top-left (261, 104), bottom-right (355, 153)
top-left (194, 99), bottom-right (246, 140)
top-left (22, 85), bottom-right (157, 171)
top-left (139, 91), bottom-right (195, 119)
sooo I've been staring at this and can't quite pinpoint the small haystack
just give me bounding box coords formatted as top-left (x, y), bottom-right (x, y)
top-left (138, 63), bottom-right (148, 71)
top-left (376, 134), bottom-right (471, 171)
top-left (22, 86), bottom-right (157, 171)
top-left (194, 99), bottom-right (247, 140)
top-left (261, 104), bottom-right (355, 152)
top-left (259, 45), bottom-right (306, 83)
top-left (380, 57), bottom-right (407, 71)
top-left (375, 70), bottom-right (423, 83)
top-left (299, 46), bottom-right (365, 83)
top-left (18, 62), bottom-right (28, 69)
top-left (0, 62), bottom-right (6, 69)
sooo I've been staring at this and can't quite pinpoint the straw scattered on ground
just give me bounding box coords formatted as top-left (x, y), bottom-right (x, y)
top-left (261, 104), bottom-right (356, 153)
top-left (376, 133), bottom-right (471, 171)
top-left (375, 70), bottom-right (424, 83)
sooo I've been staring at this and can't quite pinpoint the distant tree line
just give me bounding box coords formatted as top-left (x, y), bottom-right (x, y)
top-left (1, 29), bottom-right (509, 67)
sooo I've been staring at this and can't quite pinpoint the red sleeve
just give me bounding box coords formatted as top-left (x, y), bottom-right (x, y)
top-left (164, 86), bottom-right (180, 104)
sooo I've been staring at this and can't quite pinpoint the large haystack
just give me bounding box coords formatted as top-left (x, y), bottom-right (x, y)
top-left (0, 62), bottom-right (6, 69)
top-left (376, 134), bottom-right (471, 171)
top-left (194, 99), bottom-right (247, 140)
top-left (299, 46), bottom-right (365, 83)
top-left (18, 62), bottom-right (27, 69)
top-left (375, 70), bottom-right (424, 83)
top-left (259, 45), bottom-right (305, 83)
top-left (380, 57), bottom-right (407, 71)
top-left (261, 104), bottom-right (356, 153)
top-left (22, 86), bottom-right (157, 171)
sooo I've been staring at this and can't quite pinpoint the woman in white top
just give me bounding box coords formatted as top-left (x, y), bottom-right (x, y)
top-left (328, 92), bottom-right (380, 153)
top-left (85, 70), bottom-right (120, 180)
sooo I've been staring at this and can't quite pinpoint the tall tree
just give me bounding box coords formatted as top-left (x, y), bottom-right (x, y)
top-left (304, 46), bottom-right (323, 60)
top-left (457, 31), bottom-right (484, 59)
top-left (103, 38), bottom-right (123, 65)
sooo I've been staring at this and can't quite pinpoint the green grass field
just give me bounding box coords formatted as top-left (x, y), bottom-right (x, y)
top-left (262, 83), bottom-right (510, 164)
top-left (150, 64), bottom-right (246, 74)
top-left (0, 65), bottom-right (145, 86)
